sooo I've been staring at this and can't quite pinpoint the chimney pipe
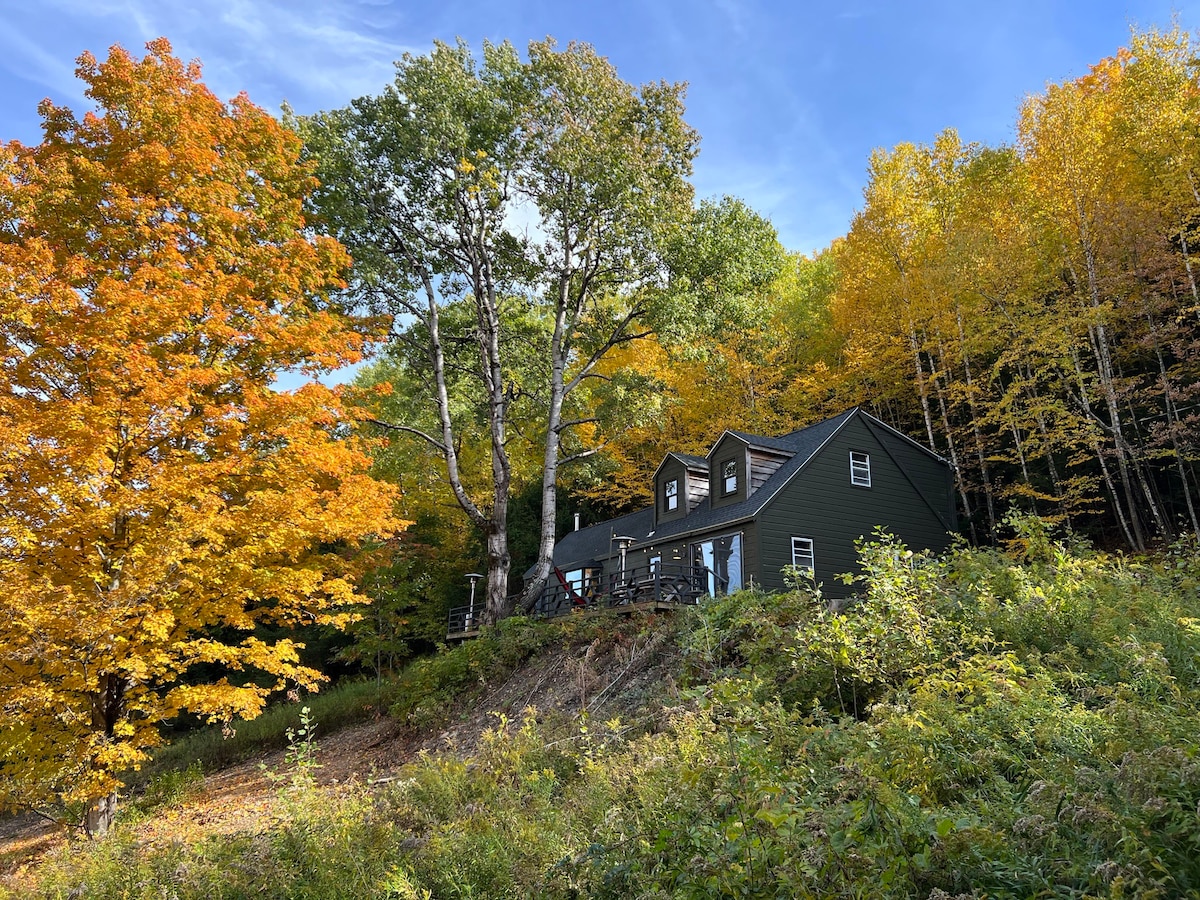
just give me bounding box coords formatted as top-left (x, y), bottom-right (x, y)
top-left (574, 512), bottom-right (581, 531)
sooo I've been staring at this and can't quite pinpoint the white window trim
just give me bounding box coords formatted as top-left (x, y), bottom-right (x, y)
top-left (791, 537), bottom-right (815, 575)
top-left (850, 450), bottom-right (871, 487)
top-left (664, 477), bottom-right (679, 511)
top-left (721, 458), bottom-right (738, 495)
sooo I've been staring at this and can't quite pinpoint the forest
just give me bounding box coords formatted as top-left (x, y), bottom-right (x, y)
top-left (346, 24), bottom-right (1200, 649)
top-left (1, 18), bottom-right (1199, 892)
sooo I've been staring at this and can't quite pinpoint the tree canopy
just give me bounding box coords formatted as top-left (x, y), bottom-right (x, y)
top-left (303, 39), bottom-right (750, 622)
top-left (0, 39), bottom-right (398, 833)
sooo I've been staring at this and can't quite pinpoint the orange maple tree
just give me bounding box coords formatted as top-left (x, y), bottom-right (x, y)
top-left (0, 40), bottom-right (398, 833)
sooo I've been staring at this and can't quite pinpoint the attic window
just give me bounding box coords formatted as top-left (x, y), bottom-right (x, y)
top-left (849, 451), bottom-right (871, 487)
top-left (664, 478), bottom-right (679, 512)
top-left (721, 459), bottom-right (737, 495)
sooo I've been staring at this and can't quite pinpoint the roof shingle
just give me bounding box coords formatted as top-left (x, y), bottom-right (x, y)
top-left (546, 409), bottom-right (860, 569)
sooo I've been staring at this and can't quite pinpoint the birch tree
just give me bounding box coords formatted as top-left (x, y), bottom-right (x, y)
top-left (304, 40), bottom-right (698, 622)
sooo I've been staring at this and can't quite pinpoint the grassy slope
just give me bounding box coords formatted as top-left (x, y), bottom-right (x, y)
top-left (6, 526), bottom-right (1200, 899)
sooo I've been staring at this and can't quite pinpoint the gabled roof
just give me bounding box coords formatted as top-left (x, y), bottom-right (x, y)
top-left (652, 451), bottom-right (710, 482)
top-left (636, 409), bottom-right (857, 548)
top-left (546, 407), bottom-right (948, 570)
top-left (722, 430), bottom-right (798, 456)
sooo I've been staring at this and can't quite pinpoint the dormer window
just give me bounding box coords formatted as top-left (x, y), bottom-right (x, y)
top-left (850, 451), bottom-right (871, 487)
top-left (721, 458), bottom-right (737, 496)
top-left (664, 477), bottom-right (679, 512)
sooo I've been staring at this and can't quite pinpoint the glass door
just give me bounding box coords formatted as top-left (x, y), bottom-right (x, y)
top-left (690, 533), bottom-right (743, 595)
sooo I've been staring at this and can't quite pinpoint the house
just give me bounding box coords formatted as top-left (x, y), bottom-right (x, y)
top-left (447, 408), bottom-right (957, 637)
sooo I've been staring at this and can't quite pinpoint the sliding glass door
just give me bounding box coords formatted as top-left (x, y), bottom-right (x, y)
top-left (691, 533), bottom-right (743, 595)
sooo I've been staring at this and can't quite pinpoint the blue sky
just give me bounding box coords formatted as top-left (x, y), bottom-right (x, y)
top-left (0, 1), bottom-right (1192, 254)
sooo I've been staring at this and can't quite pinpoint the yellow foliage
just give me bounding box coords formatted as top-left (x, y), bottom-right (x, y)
top-left (0, 40), bottom-right (400, 817)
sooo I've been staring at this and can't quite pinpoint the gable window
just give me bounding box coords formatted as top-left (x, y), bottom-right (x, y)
top-left (791, 537), bottom-right (815, 575)
top-left (721, 458), bottom-right (738, 496)
top-left (849, 450), bottom-right (871, 487)
top-left (664, 477), bottom-right (679, 512)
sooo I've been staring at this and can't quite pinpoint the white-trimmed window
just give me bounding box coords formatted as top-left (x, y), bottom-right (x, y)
top-left (721, 458), bottom-right (738, 495)
top-left (791, 537), bottom-right (815, 575)
top-left (664, 477), bottom-right (679, 511)
top-left (849, 450), bottom-right (871, 487)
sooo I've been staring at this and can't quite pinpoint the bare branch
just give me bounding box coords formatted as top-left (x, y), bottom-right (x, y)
top-left (563, 319), bottom-right (654, 397)
top-left (362, 419), bottom-right (449, 454)
top-left (560, 444), bottom-right (608, 465)
top-left (554, 416), bottom-right (599, 434)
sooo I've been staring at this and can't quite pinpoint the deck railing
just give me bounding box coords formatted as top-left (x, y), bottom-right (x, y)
top-left (446, 562), bottom-right (710, 639)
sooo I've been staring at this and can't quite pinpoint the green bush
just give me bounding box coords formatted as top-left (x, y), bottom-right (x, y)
top-left (384, 616), bottom-right (558, 729)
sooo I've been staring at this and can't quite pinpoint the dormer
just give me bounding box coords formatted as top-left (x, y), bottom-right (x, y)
top-left (653, 452), bottom-right (709, 526)
top-left (707, 433), bottom-right (749, 511)
top-left (708, 431), bottom-right (794, 511)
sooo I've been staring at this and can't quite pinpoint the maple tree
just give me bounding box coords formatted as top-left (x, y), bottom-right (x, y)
top-left (0, 40), bottom-right (398, 834)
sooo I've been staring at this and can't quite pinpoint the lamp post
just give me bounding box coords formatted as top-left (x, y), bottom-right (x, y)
top-left (465, 572), bottom-right (483, 630)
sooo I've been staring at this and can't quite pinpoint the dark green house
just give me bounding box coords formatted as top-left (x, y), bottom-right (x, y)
top-left (535, 408), bottom-right (956, 610)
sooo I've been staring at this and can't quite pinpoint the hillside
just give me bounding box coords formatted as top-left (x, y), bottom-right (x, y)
top-left (4, 526), bottom-right (1200, 899)
top-left (0, 613), bottom-right (683, 895)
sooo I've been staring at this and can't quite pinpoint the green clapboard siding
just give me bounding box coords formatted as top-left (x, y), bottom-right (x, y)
top-left (640, 520), bottom-right (759, 594)
top-left (756, 415), bottom-right (955, 597)
top-left (655, 457), bottom-right (689, 526)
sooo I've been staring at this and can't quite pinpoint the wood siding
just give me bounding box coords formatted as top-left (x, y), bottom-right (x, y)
top-left (655, 457), bottom-right (689, 526)
top-left (641, 521), bottom-right (759, 594)
top-left (864, 418), bottom-right (957, 530)
top-left (748, 449), bottom-right (788, 496)
top-left (755, 416), bottom-right (955, 597)
top-left (685, 464), bottom-right (709, 512)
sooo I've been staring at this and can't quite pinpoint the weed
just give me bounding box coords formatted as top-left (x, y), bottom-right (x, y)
top-left (131, 760), bottom-right (206, 814)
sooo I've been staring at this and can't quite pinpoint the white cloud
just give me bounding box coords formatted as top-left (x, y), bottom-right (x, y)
top-left (0, 19), bottom-right (89, 103)
top-left (3, 0), bottom-right (420, 118)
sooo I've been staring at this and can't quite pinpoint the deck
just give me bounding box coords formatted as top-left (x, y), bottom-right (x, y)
top-left (446, 562), bottom-right (709, 639)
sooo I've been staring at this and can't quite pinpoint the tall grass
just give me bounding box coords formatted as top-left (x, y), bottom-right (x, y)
top-left (142, 677), bottom-right (385, 780)
top-left (11, 524), bottom-right (1200, 899)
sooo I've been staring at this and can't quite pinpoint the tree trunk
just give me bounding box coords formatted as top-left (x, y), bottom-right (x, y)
top-left (410, 254), bottom-right (514, 625)
top-left (521, 275), bottom-right (571, 613)
top-left (484, 519), bottom-right (512, 622)
top-left (477, 260), bottom-right (513, 623)
top-left (908, 327), bottom-right (938, 452)
top-left (1067, 346), bottom-right (1138, 547)
top-left (1008, 416), bottom-right (1035, 511)
top-left (85, 672), bottom-right (125, 837)
top-left (1075, 245), bottom-right (1146, 549)
top-left (930, 348), bottom-right (977, 543)
top-left (957, 311), bottom-right (997, 541)
top-left (85, 792), bottom-right (117, 838)
top-left (1151, 323), bottom-right (1200, 533)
